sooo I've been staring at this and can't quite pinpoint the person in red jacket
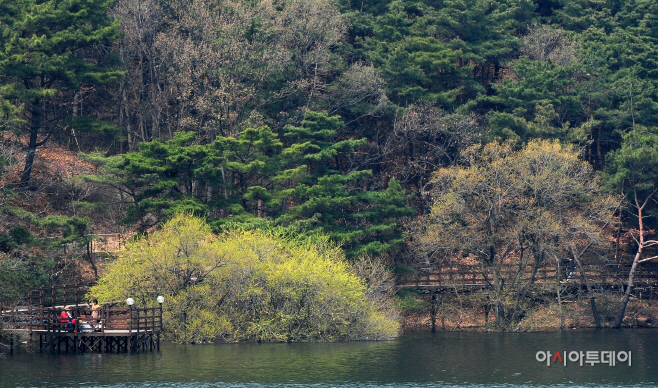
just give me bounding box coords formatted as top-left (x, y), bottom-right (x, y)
top-left (59, 307), bottom-right (76, 328)
top-left (59, 309), bottom-right (69, 323)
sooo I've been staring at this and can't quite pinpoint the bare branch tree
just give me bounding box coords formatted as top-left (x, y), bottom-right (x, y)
top-left (521, 23), bottom-right (577, 66)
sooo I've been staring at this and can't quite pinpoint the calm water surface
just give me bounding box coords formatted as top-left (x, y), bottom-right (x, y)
top-left (1, 330), bottom-right (656, 387)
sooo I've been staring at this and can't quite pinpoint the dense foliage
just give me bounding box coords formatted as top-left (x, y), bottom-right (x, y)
top-left (1, 0), bottom-right (657, 330)
top-left (0, 0), bottom-right (121, 188)
top-left (90, 214), bottom-right (399, 342)
top-left (82, 111), bottom-right (413, 256)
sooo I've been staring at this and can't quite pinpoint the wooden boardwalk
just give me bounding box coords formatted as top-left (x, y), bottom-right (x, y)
top-left (1, 285), bottom-right (163, 354)
top-left (398, 263), bottom-right (658, 293)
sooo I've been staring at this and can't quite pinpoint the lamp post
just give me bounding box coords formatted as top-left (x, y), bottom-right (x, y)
top-left (126, 297), bottom-right (134, 343)
top-left (156, 295), bottom-right (164, 330)
top-left (156, 296), bottom-right (164, 351)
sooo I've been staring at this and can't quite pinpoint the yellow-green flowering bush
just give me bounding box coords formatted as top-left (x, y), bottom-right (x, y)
top-left (90, 214), bottom-right (399, 343)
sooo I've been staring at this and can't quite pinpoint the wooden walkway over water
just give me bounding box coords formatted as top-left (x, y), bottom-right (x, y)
top-left (398, 263), bottom-right (658, 295)
top-left (1, 285), bottom-right (162, 354)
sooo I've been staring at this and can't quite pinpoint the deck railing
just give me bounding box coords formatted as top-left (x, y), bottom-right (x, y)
top-left (399, 263), bottom-right (658, 288)
top-left (132, 307), bottom-right (163, 333)
top-left (102, 307), bottom-right (163, 333)
top-left (1, 306), bottom-right (162, 335)
top-left (0, 306), bottom-right (53, 331)
top-left (23, 285), bottom-right (91, 307)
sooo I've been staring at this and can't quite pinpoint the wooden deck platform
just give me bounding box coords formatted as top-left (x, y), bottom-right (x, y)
top-left (2, 306), bottom-right (163, 353)
top-left (1, 286), bottom-right (163, 354)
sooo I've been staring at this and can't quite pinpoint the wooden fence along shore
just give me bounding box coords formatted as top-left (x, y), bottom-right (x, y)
top-left (1, 285), bottom-right (162, 354)
top-left (398, 263), bottom-right (658, 293)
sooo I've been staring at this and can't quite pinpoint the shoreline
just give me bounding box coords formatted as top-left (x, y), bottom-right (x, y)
top-left (402, 296), bottom-right (658, 332)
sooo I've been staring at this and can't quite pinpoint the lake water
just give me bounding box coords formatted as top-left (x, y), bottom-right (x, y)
top-left (1, 330), bottom-right (656, 387)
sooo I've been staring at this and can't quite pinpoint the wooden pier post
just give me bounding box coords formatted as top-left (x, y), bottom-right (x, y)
top-left (430, 291), bottom-right (437, 333)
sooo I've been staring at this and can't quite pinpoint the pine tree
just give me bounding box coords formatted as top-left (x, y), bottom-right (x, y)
top-left (347, 0), bottom-right (533, 106)
top-left (0, 0), bottom-right (121, 188)
top-left (84, 112), bottom-right (414, 256)
top-left (277, 111), bottom-right (413, 256)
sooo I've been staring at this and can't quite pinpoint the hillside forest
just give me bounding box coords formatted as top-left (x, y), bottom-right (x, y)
top-left (2, 0), bottom-right (658, 336)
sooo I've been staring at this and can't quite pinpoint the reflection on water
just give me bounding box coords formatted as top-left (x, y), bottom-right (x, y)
top-left (1, 330), bottom-right (657, 387)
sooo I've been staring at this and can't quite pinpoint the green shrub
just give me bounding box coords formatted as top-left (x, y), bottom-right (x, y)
top-left (90, 214), bottom-right (399, 343)
top-left (396, 288), bottom-right (429, 316)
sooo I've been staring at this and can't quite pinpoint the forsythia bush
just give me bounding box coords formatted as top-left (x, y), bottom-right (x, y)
top-left (90, 214), bottom-right (399, 343)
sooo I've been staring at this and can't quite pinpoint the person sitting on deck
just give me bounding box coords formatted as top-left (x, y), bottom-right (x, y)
top-left (59, 306), bottom-right (76, 330)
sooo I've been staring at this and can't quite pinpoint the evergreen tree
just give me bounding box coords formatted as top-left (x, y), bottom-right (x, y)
top-left (83, 131), bottom-right (209, 230)
top-left (84, 112), bottom-right (413, 256)
top-left (0, 0), bottom-right (121, 188)
top-left (344, 0), bottom-right (533, 106)
top-left (276, 111), bottom-right (413, 256)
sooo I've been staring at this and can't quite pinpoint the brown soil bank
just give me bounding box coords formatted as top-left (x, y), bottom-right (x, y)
top-left (402, 294), bottom-right (658, 331)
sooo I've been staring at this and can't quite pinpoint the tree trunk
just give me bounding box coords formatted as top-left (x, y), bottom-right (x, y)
top-left (615, 181), bottom-right (624, 261)
top-left (430, 293), bottom-right (437, 332)
top-left (597, 125), bottom-right (603, 169)
top-left (572, 251), bottom-right (601, 329)
top-left (19, 98), bottom-right (42, 188)
top-left (495, 301), bottom-right (505, 329)
top-left (614, 243), bottom-right (642, 328)
top-left (556, 258), bottom-right (565, 329)
top-left (509, 249), bottom-right (540, 323)
top-left (257, 199), bottom-right (264, 218)
top-left (614, 187), bottom-right (653, 329)
top-left (86, 241), bottom-right (99, 279)
top-left (206, 186), bottom-right (213, 203)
